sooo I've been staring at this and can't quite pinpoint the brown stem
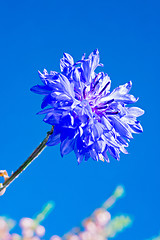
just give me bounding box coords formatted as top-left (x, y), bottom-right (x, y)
top-left (0, 126), bottom-right (54, 193)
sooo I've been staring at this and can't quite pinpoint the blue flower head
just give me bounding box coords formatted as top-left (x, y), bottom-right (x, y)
top-left (31, 50), bottom-right (144, 163)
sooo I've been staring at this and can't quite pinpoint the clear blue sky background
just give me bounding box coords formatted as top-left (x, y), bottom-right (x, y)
top-left (0, 0), bottom-right (159, 239)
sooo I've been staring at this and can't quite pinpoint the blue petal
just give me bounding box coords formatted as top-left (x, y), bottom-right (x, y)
top-left (43, 110), bottom-right (64, 125)
top-left (47, 133), bottom-right (61, 146)
top-left (60, 137), bottom-right (75, 156)
top-left (37, 108), bottom-right (55, 115)
top-left (81, 59), bottom-right (91, 84)
top-left (60, 53), bottom-right (74, 75)
top-left (108, 146), bottom-right (120, 160)
top-left (58, 74), bottom-right (75, 98)
top-left (30, 85), bottom-right (53, 95)
top-left (108, 116), bottom-right (133, 139)
top-left (102, 133), bottom-right (120, 148)
top-left (102, 150), bottom-right (110, 162)
top-left (100, 81), bottom-right (138, 104)
top-left (127, 107), bottom-right (144, 117)
top-left (94, 140), bottom-right (106, 153)
top-left (101, 116), bottom-right (113, 131)
top-left (38, 70), bottom-right (58, 85)
top-left (90, 148), bottom-right (99, 161)
top-left (41, 95), bottom-right (55, 109)
top-left (91, 122), bottom-right (104, 140)
top-left (88, 49), bottom-right (100, 71)
top-left (84, 152), bottom-right (90, 161)
top-left (60, 53), bottom-right (74, 69)
top-left (129, 122), bottom-right (143, 133)
top-left (77, 154), bottom-right (84, 164)
top-left (117, 136), bottom-right (128, 147)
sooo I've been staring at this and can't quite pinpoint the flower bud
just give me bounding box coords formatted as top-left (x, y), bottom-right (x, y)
top-left (35, 225), bottom-right (45, 237)
top-left (50, 236), bottom-right (62, 240)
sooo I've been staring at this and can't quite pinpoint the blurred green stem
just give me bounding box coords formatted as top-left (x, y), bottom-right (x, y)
top-left (0, 126), bottom-right (54, 194)
top-left (33, 201), bottom-right (55, 226)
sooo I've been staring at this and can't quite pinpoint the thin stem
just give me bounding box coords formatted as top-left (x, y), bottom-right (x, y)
top-left (0, 126), bottom-right (54, 193)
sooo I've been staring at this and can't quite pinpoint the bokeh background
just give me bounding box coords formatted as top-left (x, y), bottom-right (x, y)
top-left (0, 0), bottom-right (159, 239)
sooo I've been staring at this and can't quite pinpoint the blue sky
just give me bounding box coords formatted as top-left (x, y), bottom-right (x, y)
top-left (0, 0), bottom-right (160, 239)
